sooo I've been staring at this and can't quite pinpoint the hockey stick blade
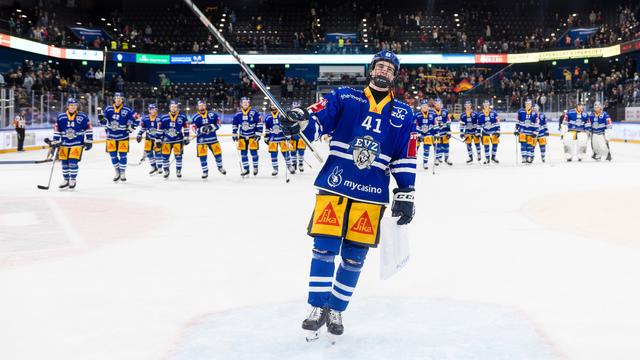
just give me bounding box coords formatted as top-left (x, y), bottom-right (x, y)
top-left (37, 185), bottom-right (50, 190)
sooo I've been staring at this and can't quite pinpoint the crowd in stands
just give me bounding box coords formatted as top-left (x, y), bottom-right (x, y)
top-left (1, 1), bottom-right (638, 55)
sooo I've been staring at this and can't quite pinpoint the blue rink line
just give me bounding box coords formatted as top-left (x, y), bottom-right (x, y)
top-left (166, 297), bottom-right (562, 360)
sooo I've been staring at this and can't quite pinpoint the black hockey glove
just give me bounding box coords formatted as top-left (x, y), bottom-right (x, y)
top-left (136, 134), bottom-right (142, 143)
top-left (184, 138), bottom-right (190, 146)
top-left (282, 108), bottom-right (309, 136)
top-left (254, 135), bottom-right (261, 144)
top-left (84, 142), bottom-right (93, 151)
top-left (232, 134), bottom-right (239, 142)
top-left (391, 188), bottom-right (415, 225)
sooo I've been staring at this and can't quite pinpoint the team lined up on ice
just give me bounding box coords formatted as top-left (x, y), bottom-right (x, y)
top-left (414, 97), bottom-right (613, 168)
top-left (48, 94), bottom-right (308, 189)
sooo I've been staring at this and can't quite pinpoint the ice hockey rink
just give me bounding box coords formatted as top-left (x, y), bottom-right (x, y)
top-left (1, 133), bottom-right (640, 360)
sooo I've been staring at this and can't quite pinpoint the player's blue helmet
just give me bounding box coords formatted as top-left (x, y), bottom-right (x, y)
top-left (464, 100), bottom-right (472, 106)
top-left (483, 99), bottom-right (491, 106)
top-left (241, 97), bottom-right (250, 102)
top-left (434, 98), bottom-right (443, 105)
top-left (197, 99), bottom-right (206, 105)
top-left (114, 92), bottom-right (125, 99)
top-left (369, 51), bottom-right (400, 89)
top-left (169, 99), bottom-right (179, 106)
top-left (594, 101), bottom-right (602, 109)
top-left (148, 103), bottom-right (157, 110)
top-left (419, 99), bottom-right (429, 105)
top-left (66, 98), bottom-right (78, 105)
top-left (525, 98), bottom-right (533, 105)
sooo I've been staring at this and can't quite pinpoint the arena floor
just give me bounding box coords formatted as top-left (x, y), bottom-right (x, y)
top-left (1, 133), bottom-right (639, 360)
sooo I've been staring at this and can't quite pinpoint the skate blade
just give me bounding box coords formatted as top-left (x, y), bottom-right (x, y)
top-left (326, 332), bottom-right (339, 345)
top-left (305, 330), bottom-right (321, 342)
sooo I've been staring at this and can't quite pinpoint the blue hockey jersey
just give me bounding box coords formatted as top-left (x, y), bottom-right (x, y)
top-left (565, 108), bottom-right (589, 132)
top-left (459, 110), bottom-right (479, 135)
top-left (588, 111), bottom-right (612, 135)
top-left (101, 104), bottom-right (135, 140)
top-left (264, 110), bottom-right (287, 142)
top-left (516, 108), bottom-right (539, 136)
top-left (232, 108), bottom-right (263, 138)
top-left (137, 114), bottom-right (161, 141)
top-left (538, 112), bottom-right (549, 137)
top-left (158, 112), bottom-right (189, 143)
top-left (53, 111), bottom-right (93, 147)
top-left (191, 110), bottom-right (221, 144)
top-left (414, 110), bottom-right (435, 136)
top-left (432, 108), bottom-right (451, 136)
top-left (477, 110), bottom-right (500, 134)
top-left (302, 86), bottom-right (417, 204)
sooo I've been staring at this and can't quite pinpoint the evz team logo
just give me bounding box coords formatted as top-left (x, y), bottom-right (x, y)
top-left (350, 136), bottom-right (380, 170)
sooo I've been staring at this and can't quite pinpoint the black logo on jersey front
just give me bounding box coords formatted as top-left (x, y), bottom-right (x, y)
top-left (351, 136), bottom-right (380, 170)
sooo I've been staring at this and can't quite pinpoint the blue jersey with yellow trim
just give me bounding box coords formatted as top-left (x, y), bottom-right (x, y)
top-left (53, 111), bottom-right (93, 147)
top-left (516, 108), bottom-right (539, 136)
top-left (302, 86), bottom-right (417, 204)
top-left (232, 108), bottom-right (263, 138)
top-left (138, 114), bottom-right (161, 141)
top-left (102, 104), bottom-right (135, 140)
top-left (477, 109), bottom-right (500, 134)
top-left (538, 112), bottom-right (549, 137)
top-left (432, 107), bottom-right (451, 136)
top-left (191, 111), bottom-right (221, 144)
top-left (414, 110), bottom-right (435, 136)
top-left (264, 110), bottom-right (287, 142)
top-left (565, 108), bottom-right (589, 132)
top-left (158, 112), bottom-right (189, 143)
top-left (588, 111), bottom-right (612, 135)
top-left (459, 110), bottom-right (479, 135)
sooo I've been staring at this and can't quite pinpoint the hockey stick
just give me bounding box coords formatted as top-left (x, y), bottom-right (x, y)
top-left (183, 0), bottom-right (323, 164)
top-left (37, 151), bottom-right (58, 190)
top-left (432, 136), bottom-right (438, 175)
top-left (0, 159), bottom-right (52, 165)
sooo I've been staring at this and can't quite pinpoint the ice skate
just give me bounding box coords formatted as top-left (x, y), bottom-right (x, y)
top-left (302, 306), bottom-right (328, 342)
top-left (326, 309), bottom-right (344, 338)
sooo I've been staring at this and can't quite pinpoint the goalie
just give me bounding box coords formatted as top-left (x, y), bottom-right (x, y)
top-left (561, 103), bottom-right (589, 162)
top-left (588, 101), bottom-right (613, 161)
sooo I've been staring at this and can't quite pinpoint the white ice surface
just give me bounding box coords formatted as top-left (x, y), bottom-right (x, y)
top-left (1, 135), bottom-right (639, 360)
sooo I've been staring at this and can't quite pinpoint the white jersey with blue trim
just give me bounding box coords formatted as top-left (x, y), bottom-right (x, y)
top-left (302, 86), bottom-right (417, 204)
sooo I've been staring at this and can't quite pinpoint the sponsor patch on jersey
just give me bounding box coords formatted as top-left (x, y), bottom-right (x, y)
top-left (408, 132), bottom-right (418, 158)
top-left (309, 98), bottom-right (328, 113)
top-left (327, 166), bottom-right (343, 188)
top-left (350, 136), bottom-right (380, 170)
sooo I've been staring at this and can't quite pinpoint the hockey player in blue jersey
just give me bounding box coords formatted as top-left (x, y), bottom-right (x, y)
top-left (136, 104), bottom-right (163, 175)
top-left (432, 98), bottom-right (452, 166)
top-left (414, 99), bottom-right (434, 169)
top-left (289, 101), bottom-right (307, 173)
top-left (459, 100), bottom-right (481, 163)
top-left (561, 102), bottom-right (589, 162)
top-left (534, 104), bottom-right (548, 163)
top-left (588, 101), bottom-right (613, 161)
top-left (264, 103), bottom-right (294, 176)
top-left (282, 51), bottom-right (417, 339)
top-left (232, 97), bottom-right (263, 176)
top-left (477, 100), bottom-right (501, 164)
top-left (158, 100), bottom-right (190, 178)
top-left (515, 99), bottom-right (539, 164)
top-left (52, 98), bottom-right (93, 189)
top-left (191, 100), bottom-right (227, 179)
top-left (98, 92), bottom-right (135, 182)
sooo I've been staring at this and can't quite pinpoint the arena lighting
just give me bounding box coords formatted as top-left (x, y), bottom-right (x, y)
top-left (454, 13), bottom-right (458, 17)
top-left (551, 33), bottom-right (555, 36)
top-left (573, 13), bottom-right (577, 17)
top-left (221, 18), bottom-right (226, 22)
top-left (76, 22), bottom-right (82, 25)
top-left (362, 18), bottom-right (366, 22)
top-left (364, 44), bottom-right (368, 48)
top-left (16, 9), bottom-right (21, 12)
top-left (21, 14), bottom-right (27, 18)
top-left (101, 18), bottom-right (106, 21)
top-left (107, 23), bottom-right (111, 26)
